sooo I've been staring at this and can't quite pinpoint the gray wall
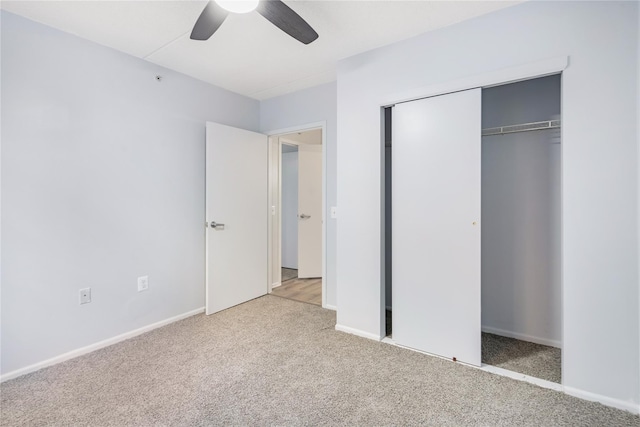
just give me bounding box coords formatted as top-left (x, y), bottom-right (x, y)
top-left (384, 146), bottom-right (392, 309)
top-left (384, 109), bottom-right (392, 310)
top-left (1, 11), bottom-right (260, 375)
top-left (281, 151), bottom-right (298, 269)
top-left (481, 76), bottom-right (562, 347)
top-left (260, 82), bottom-right (337, 308)
top-left (336, 1), bottom-right (639, 407)
top-left (482, 76), bottom-right (561, 128)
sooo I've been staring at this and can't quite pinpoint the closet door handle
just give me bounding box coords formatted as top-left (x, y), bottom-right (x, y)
top-left (299, 214), bottom-right (311, 219)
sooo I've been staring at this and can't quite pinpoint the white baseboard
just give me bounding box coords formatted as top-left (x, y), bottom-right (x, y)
top-left (564, 386), bottom-right (639, 415)
top-left (381, 337), bottom-right (638, 415)
top-left (270, 282), bottom-right (282, 291)
top-left (323, 304), bottom-right (337, 311)
top-left (335, 324), bottom-right (382, 341)
top-left (1, 307), bottom-right (205, 383)
top-left (478, 364), bottom-right (563, 392)
top-left (481, 325), bottom-right (561, 348)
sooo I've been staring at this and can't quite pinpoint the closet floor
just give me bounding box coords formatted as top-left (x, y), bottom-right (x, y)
top-left (384, 311), bottom-right (559, 382)
top-left (386, 310), bottom-right (562, 384)
top-left (482, 333), bottom-right (561, 383)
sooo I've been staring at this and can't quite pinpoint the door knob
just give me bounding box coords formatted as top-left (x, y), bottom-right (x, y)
top-left (210, 221), bottom-right (225, 230)
top-left (299, 214), bottom-right (311, 219)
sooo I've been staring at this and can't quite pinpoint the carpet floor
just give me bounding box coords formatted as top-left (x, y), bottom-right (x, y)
top-left (482, 333), bottom-right (561, 383)
top-left (2, 296), bottom-right (637, 426)
top-left (386, 311), bottom-right (561, 384)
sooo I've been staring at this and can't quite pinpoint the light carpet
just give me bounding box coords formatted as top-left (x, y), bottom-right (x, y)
top-left (1, 296), bottom-right (638, 426)
top-left (482, 332), bottom-right (561, 383)
top-left (386, 310), bottom-right (561, 384)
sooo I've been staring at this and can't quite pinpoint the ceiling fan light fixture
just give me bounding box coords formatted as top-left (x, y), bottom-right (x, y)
top-left (192, 0), bottom-right (318, 44)
top-left (215, 0), bottom-right (259, 14)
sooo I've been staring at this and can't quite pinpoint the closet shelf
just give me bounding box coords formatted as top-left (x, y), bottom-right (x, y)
top-left (482, 119), bottom-right (560, 136)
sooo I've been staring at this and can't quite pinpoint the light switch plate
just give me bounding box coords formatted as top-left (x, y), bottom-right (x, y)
top-left (330, 207), bottom-right (337, 219)
top-left (137, 276), bottom-right (149, 292)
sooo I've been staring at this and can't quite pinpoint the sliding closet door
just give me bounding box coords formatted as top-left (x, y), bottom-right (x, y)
top-left (392, 88), bottom-right (481, 366)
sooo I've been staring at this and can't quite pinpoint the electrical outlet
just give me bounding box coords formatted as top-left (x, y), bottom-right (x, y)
top-left (79, 288), bottom-right (91, 305)
top-left (137, 276), bottom-right (149, 292)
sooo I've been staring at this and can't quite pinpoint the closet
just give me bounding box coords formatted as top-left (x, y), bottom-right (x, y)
top-left (386, 75), bottom-right (561, 382)
top-left (480, 76), bottom-right (561, 382)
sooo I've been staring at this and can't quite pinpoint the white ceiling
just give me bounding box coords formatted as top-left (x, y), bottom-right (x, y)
top-left (1, 0), bottom-right (520, 100)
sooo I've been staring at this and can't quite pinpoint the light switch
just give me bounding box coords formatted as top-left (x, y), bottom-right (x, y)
top-left (330, 207), bottom-right (337, 219)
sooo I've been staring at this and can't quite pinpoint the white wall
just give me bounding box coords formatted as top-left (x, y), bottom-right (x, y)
top-left (481, 76), bottom-right (561, 346)
top-left (281, 150), bottom-right (298, 269)
top-left (336, 1), bottom-right (639, 408)
top-left (1, 11), bottom-right (260, 375)
top-left (638, 3), bottom-right (640, 407)
top-left (260, 82), bottom-right (337, 308)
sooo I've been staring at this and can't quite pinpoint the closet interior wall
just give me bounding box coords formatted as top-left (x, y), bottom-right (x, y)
top-left (481, 75), bottom-right (562, 347)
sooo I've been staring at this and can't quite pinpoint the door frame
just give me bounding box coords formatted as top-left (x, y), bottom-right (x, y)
top-left (380, 57), bottom-right (567, 377)
top-left (265, 121), bottom-right (328, 308)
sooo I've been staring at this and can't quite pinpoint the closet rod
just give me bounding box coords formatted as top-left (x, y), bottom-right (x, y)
top-left (482, 119), bottom-right (560, 137)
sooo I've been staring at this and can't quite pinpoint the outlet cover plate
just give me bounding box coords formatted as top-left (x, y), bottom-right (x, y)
top-left (79, 288), bottom-right (91, 304)
top-left (137, 276), bottom-right (149, 292)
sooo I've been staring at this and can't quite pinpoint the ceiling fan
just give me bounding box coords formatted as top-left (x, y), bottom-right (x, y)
top-left (190, 0), bottom-right (319, 45)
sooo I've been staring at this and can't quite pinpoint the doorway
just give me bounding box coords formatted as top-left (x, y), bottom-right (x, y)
top-left (268, 127), bottom-right (325, 307)
top-left (384, 74), bottom-right (562, 384)
top-left (480, 75), bottom-right (562, 383)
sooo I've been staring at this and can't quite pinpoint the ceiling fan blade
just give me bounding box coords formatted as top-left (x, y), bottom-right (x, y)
top-left (190, 1), bottom-right (229, 41)
top-left (256, 0), bottom-right (318, 45)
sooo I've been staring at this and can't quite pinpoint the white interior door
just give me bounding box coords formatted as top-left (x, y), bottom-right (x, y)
top-left (206, 122), bottom-right (268, 315)
top-left (392, 89), bottom-right (481, 366)
top-left (297, 144), bottom-right (322, 278)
